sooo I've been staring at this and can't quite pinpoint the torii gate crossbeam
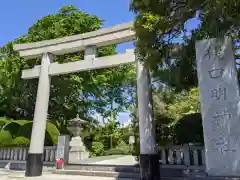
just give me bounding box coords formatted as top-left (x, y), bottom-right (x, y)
top-left (13, 22), bottom-right (159, 180)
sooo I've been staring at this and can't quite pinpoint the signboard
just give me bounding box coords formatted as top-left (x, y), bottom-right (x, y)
top-left (56, 135), bottom-right (69, 161)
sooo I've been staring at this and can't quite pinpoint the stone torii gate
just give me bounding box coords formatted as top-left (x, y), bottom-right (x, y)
top-left (13, 22), bottom-right (159, 180)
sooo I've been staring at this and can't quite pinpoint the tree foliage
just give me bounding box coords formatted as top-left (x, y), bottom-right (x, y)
top-left (167, 88), bottom-right (200, 121)
top-left (0, 6), bottom-right (135, 131)
top-left (165, 88), bottom-right (202, 144)
top-left (130, 0), bottom-right (240, 146)
top-left (82, 116), bottom-right (133, 156)
top-left (131, 0), bottom-right (240, 91)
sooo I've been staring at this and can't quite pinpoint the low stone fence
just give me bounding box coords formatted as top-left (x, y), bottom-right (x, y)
top-left (0, 146), bottom-right (56, 163)
top-left (0, 144), bottom-right (205, 169)
top-left (160, 145), bottom-right (205, 168)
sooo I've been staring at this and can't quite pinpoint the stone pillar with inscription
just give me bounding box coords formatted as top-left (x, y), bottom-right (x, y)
top-left (195, 37), bottom-right (240, 177)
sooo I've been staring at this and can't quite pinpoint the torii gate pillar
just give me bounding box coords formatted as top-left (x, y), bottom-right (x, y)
top-left (137, 61), bottom-right (159, 180)
top-left (25, 53), bottom-right (52, 176)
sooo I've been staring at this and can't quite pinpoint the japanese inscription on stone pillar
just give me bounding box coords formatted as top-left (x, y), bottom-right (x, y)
top-left (196, 37), bottom-right (240, 176)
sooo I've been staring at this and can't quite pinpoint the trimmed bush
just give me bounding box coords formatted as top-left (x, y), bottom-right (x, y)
top-left (0, 118), bottom-right (59, 146)
top-left (15, 122), bottom-right (32, 139)
top-left (103, 148), bottom-right (130, 156)
top-left (16, 121), bottom-right (59, 146)
top-left (0, 118), bottom-right (8, 124)
top-left (91, 142), bottom-right (104, 156)
top-left (174, 113), bottom-right (203, 145)
top-left (11, 120), bottom-right (30, 125)
top-left (46, 122), bottom-right (60, 145)
top-left (0, 118), bottom-right (9, 130)
top-left (0, 131), bottom-right (14, 147)
top-left (2, 120), bottom-right (34, 138)
top-left (117, 140), bottom-right (129, 151)
top-left (3, 122), bottom-right (21, 138)
top-left (13, 137), bottom-right (30, 147)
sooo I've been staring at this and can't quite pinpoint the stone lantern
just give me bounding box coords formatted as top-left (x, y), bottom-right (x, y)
top-left (68, 115), bottom-right (89, 164)
top-left (68, 115), bottom-right (86, 136)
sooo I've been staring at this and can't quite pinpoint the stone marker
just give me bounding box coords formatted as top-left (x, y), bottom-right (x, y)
top-left (56, 135), bottom-right (70, 162)
top-left (195, 37), bottom-right (240, 176)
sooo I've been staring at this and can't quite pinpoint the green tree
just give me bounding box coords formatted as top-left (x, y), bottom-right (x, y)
top-left (152, 88), bottom-right (176, 146)
top-left (131, 0), bottom-right (240, 91)
top-left (167, 88), bottom-right (200, 121)
top-left (101, 118), bottom-right (122, 149)
top-left (165, 88), bottom-right (203, 144)
top-left (0, 5), bottom-right (136, 132)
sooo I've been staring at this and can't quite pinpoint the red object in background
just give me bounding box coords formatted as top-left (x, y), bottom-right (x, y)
top-left (57, 159), bottom-right (64, 165)
top-left (56, 158), bottom-right (64, 169)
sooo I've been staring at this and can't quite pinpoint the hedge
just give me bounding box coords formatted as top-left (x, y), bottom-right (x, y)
top-left (46, 122), bottom-right (60, 145)
top-left (0, 117), bottom-right (60, 146)
top-left (91, 141), bottom-right (104, 156)
top-left (13, 136), bottom-right (30, 147)
top-left (0, 118), bottom-right (9, 128)
top-left (0, 131), bottom-right (14, 147)
top-left (103, 148), bottom-right (130, 156)
top-left (15, 121), bottom-right (60, 146)
top-left (3, 122), bottom-right (21, 138)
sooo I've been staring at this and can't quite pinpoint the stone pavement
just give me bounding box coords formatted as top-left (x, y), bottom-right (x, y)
top-left (0, 156), bottom-right (139, 179)
top-left (90, 155), bottom-right (137, 165)
top-left (75, 155), bottom-right (126, 164)
top-left (0, 169), bottom-right (135, 180)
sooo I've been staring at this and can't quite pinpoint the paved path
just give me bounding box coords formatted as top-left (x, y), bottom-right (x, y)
top-left (0, 155), bottom-right (138, 179)
top-left (0, 170), bottom-right (135, 180)
top-left (90, 155), bottom-right (137, 165)
top-left (75, 155), bottom-right (125, 164)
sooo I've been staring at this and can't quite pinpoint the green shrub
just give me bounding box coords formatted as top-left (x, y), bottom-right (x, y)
top-left (15, 122), bottom-right (32, 139)
top-left (13, 120), bottom-right (30, 125)
top-left (103, 148), bottom-right (130, 156)
top-left (46, 122), bottom-right (60, 145)
top-left (91, 142), bottom-right (104, 156)
top-left (132, 137), bottom-right (140, 162)
top-left (0, 118), bottom-right (59, 147)
top-left (0, 118), bottom-right (8, 128)
top-left (13, 137), bottom-right (30, 147)
top-left (174, 113), bottom-right (203, 145)
top-left (1, 120), bottom-right (33, 138)
top-left (0, 131), bottom-right (14, 147)
top-left (117, 140), bottom-right (130, 151)
top-left (16, 121), bottom-right (59, 146)
top-left (83, 135), bottom-right (94, 151)
top-left (3, 122), bottom-right (21, 138)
